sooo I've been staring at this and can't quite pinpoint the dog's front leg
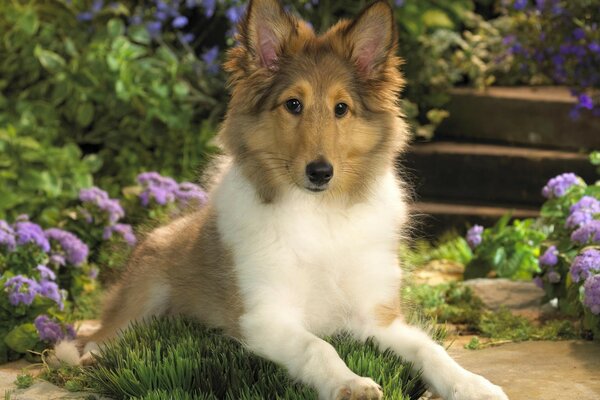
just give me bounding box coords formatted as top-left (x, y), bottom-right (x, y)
top-left (240, 306), bottom-right (383, 400)
top-left (358, 319), bottom-right (508, 400)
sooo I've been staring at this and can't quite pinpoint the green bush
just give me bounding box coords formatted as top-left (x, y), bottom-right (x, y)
top-left (84, 317), bottom-right (433, 400)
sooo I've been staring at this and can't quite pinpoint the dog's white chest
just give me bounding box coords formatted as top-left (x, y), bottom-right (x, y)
top-left (215, 166), bottom-right (406, 333)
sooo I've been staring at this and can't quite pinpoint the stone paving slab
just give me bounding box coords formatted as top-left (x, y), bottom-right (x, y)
top-left (447, 339), bottom-right (600, 400)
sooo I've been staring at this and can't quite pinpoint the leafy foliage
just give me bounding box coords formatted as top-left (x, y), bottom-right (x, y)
top-left (84, 317), bottom-right (431, 400)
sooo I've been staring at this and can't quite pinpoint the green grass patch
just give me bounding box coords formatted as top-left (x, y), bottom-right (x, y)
top-left (14, 374), bottom-right (33, 389)
top-left (408, 282), bottom-right (578, 346)
top-left (81, 317), bottom-right (437, 400)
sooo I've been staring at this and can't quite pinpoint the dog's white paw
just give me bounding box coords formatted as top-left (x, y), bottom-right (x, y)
top-left (450, 373), bottom-right (508, 400)
top-left (331, 376), bottom-right (383, 400)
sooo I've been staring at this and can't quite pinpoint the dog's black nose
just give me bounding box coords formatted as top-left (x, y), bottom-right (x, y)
top-left (306, 160), bottom-right (334, 185)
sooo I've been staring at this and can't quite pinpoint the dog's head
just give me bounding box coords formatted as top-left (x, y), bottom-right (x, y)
top-left (221, 0), bottom-right (408, 203)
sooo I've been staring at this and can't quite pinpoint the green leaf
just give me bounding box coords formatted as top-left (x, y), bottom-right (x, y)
top-left (18, 11), bottom-right (39, 36)
top-left (34, 46), bottom-right (66, 73)
top-left (4, 324), bottom-right (39, 354)
top-left (422, 10), bottom-right (454, 30)
top-left (76, 102), bottom-right (95, 127)
top-left (127, 24), bottom-right (151, 45)
top-left (107, 18), bottom-right (125, 38)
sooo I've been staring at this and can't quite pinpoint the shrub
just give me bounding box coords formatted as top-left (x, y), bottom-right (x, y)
top-left (465, 165), bottom-right (600, 339)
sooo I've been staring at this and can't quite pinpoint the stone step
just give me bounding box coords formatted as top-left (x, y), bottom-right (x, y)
top-left (409, 201), bottom-right (539, 238)
top-left (436, 86), bottom-right (600, 151)
top-left (402, 141), bottom-right (596, 207)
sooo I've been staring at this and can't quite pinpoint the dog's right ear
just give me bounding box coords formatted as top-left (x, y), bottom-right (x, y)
top-left (231, 0), bottom-right (297, 73)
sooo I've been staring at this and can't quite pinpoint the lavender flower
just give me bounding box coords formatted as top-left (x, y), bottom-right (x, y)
top-left (578, 94), bottom-right (593, 110)
top-left (175, 182), bottom-right (208, 207)
top-left (0, 220), bottom-right (16, 251)
top-left (80, 187), bottom-right (125, 224)
top-left (89, 267), bottom-right (99, 280)
top-left (49, 254), bottom-right (66, 267)
top-left (533, 276), bottom-right (543, 288)
top-left (14, 221), bottom-right (50, 252)
top-left (147, 21), bottom-right (162, 38)
top-left (45, 228), bottom-right (89, 266)
top-left (571, 220), bottom-right (600, 245)
top-left (4, 275), bottom-right (40, 306)
top-left (570, 249), bottom-right (600, 283)
top-left (565, 196), bottom-right (600, 229)
top-left (138, 172), bottom-right (178, 206)
top-left (513, 0), bottom-right (528, 11)
top-left (36, 265), bottom-right (56, 281)
top-left (172, 16), bottom-right (188, 28)
top-left (34, 315), bottom-right (75, 343)
top-left (103, 223), bottom-right (137, 246)
top-left (539, 245), bottom-right (558, 266)
top-left (583, 275), bottom-right (600, 315)
top-left (225, 5), bottom-right (245, 24)
top-left (39, 280), bottom-right (64, 310)
top-left (541, 173), bottom-right (582, 199)
top-left (202, 46), bottom-right (220, 74)
top-left (466, 225), bottom-right (484, 249)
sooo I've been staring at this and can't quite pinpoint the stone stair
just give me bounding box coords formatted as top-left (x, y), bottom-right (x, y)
top-left (402, 87), bottom-right (598, 237)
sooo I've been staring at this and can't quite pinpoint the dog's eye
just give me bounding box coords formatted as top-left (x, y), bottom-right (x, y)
top-left (285, 99), bottom-right (303, 115)
top-left (334, 102), bottom-right (348, 118)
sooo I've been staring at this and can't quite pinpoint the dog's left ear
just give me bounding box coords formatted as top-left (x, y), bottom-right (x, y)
top-left (343, 1), bottom-right (397, 77)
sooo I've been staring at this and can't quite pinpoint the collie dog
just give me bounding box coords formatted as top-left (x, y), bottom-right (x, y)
top-left (57, 1), bottom-right (508, 399)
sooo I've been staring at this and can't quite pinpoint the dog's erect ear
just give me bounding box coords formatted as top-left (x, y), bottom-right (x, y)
top-left (239, 0), bottom-right (296, 71)
top-left (343, 1), bottom-right (397, 77)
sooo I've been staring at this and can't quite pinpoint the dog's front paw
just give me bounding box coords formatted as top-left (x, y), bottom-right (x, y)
top-left (450, 373), bottom-right (508, 400)
top-left (332, 377), bottom-right (383, 400)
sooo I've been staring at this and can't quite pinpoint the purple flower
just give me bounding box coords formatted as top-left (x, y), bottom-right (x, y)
top-left (138, 172), bottom-right (178, 207)
top-left (570, 249), bottom-right (600, 283)
top-left (79, 187), bottom-right (109, 203)
top-left (578, 94), bottom-right (593, 110)
top-left (91, 0), bottom-right (104, 13)
top-left (36, 265), bottom-right (56, 281)
top-left (34, 315), bottom-right (75, 343)
top-left (0, 220), bottom-right (16, 251)
top-left (541, 173), bottom-right (582, 199)
top-left (181, 33), bottom-right (195, 43)
top-left (583, 275), bottom-right (600, 315)
top-left (89, 267), bottom-right (99, 280)
top-left (572, 28), bottom-right (585, 41)
top-left (175, 182), bottom-right (208, 207)
top-left (466, 225), bottom-right (484, 249)
top-left (103, 223), bottom-right (137, 247)
top-left (566, 196), bottom-right (600, 229)
top-left (14, 221), bottom-right (50, 252)
top-left (172, 16), bottom-right (188, 28)
top-left (80, 187), bottom-right (125, 224)
top-left (539, 245), bottom-right (558, 266)
top-left (146, 21), bottom-right (162, 38)
top-left (45, 228), bottom-right (89, 266)
top-left (39, 280), bottom-right (64, 310)
top-left (49, 254), bottom-right (66, 267)
top-left (571, 220), bottom-right (600, 245)
top-left (533, 276), bottom-right (543, 288)
top-left (394, 0), bottom-right (405, 6)
top-left (202, 46), bottom-right (220, 74)
top-left (513, 0), bottom-right (528, 11)
top-left (201, 0), bottom-right (216, 17)
top-left (4, 275), bottom-right (40, 306)
top-left (225, 5), bottom-right (245, 24)
top-left (590, 42), bottom-right (600, 54)
top-left (77, 12), bottom-right (93, 22)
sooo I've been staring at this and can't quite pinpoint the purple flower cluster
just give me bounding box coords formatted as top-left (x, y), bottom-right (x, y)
top-left (103, 223), bottom-right (137, 247)
top-left (45, 228), bottom-right (89, 266)
top-left (79, 187), bottom-right (125, 224)
top-left (34, 315), bottom-right (76, 343)
top-left (583, 274), bottom-right (600, 315)
top-left (0, 220), bottom-right (16, 251)
top-left (466, 225), bottom-right (484, 249)
top-left (4, 274), bottom-right (64, 310)
top-left (539, 245), bottom-right (558, 266)
top-left (571, 220), bottom-right (600, 245)
top-left (570, 249), bottom-right (600, 283)
top-left (565, 196), bottom-right (600, 228)
top-left (541, 173), bottom-right (581, 199)
top-left (138, 172), bottom-right (208, 208)
top-left (14, 220), bottom-right (50, 252)
top-left (506, 1), bottom-right (600, 118)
